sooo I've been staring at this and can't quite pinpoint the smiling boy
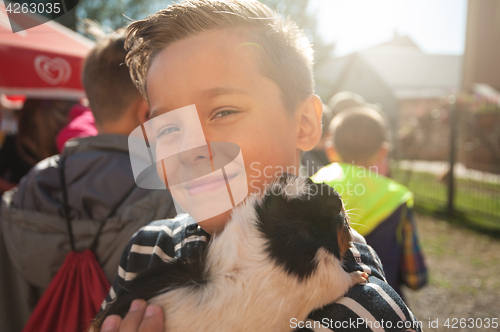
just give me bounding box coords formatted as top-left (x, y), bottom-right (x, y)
top-left (144, 28), bottom-right (321, 234)
top-left (100, 1), bottom-right (422, 331)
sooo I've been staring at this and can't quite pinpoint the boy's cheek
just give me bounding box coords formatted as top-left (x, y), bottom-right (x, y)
top-left (248, 178), bottom-right (263, 195)
top-left (155, 162), bottom-right (170, 189)
top-left (245, 164), bottom-right (291, 194)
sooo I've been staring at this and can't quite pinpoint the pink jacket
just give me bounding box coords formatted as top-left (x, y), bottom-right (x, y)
top-left (56, 104), bottom-right (98, 152)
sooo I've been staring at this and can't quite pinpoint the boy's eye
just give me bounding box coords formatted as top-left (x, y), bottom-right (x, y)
top-left (157, 126), bottom-right (180, 138)
top-left (213, 110), bottom-right (236, 119)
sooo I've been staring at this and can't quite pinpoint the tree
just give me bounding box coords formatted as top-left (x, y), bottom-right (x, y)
top-left (76, 0), bottom-right (163, 33)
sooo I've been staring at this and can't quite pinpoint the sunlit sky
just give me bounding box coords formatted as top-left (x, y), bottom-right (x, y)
top-left (310, 0), bottom-right (468, 57)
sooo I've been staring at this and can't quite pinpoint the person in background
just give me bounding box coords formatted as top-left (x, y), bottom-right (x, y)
top-left (0, 94), bottom-right (24, 147)
top-left (56, 103), bottom-right (98, 152)
top-left (0, 99), bottom-right (74, 194)
top-left (302, 91), bottom-right (376, 176)
top-left (0, 31), bottom-right (176, 331)
top-left (312, 106), bottom-right (428, 298)
top-left (327, 91), bottom-right (371, 116)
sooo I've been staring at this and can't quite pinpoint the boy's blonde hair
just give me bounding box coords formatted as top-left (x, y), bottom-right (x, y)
top-left (125, 0), bottom-right (314, 112)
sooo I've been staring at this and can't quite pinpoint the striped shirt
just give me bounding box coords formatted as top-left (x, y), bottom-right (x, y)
top-left (104, 214), bottom-right (423, 332)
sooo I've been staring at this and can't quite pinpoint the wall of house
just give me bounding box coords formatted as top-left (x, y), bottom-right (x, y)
top-left (335, 55), bottom-right (400, 140)
top-left (338, 56), bottom-right (397, 115)
top-left (462, 0), bottom-right (500, 92)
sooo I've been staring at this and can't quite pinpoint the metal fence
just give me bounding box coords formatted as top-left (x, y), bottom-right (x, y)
top-left (390, 96), bottom-right (500, 226)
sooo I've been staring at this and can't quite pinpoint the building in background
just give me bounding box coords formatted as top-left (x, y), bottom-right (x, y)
top-left (315, 35), bottom-right (462, 127)
top-left (315, 35), bottom-right (462, 160)
top-left (460, 0), bottom-right (500, 173)
top-left (462, 0), bottom-right (500, 93)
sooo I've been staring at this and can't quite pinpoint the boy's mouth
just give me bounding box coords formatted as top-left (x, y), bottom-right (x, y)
top-left (184, 172), bottom-right (239, 195)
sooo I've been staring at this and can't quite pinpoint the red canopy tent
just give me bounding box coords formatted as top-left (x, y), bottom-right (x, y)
top-left (0, 2), bottom-right (94, 100)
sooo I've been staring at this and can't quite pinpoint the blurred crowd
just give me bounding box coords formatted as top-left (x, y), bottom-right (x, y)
top-left (0, 31), bottom-right (177, 331)
top-left (0, 96), bottom-right (97, 194)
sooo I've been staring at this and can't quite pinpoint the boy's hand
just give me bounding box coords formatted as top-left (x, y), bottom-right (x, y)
top-left (101, 299), bottom-right (164, 332)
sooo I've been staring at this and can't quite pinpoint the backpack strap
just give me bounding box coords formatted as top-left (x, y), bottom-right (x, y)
top-left (59, 156), bottom-right (138, 253)
top-left (59, 156), bottom-right (76, 251)
top-left (89, 183), bottom-right (137, 252)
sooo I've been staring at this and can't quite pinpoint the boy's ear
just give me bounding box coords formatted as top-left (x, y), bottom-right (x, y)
top-left (295, 94), bottom-right (323, 152)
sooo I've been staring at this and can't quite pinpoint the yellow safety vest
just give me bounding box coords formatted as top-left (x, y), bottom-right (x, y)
top-left (311, 163), bottom-right (413, 236)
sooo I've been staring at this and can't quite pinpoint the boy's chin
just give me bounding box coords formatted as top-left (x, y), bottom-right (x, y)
top-left (197, 210), bottom-right (232, 235)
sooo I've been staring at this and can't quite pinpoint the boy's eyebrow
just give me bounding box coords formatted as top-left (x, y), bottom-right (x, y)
top-left (203, 86), bottom-right (250, 99)
top-left (149, 87), bottom-right (249, 119)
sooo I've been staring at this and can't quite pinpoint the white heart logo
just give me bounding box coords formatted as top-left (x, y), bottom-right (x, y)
top-left (34, 55), bottom-right (72, 86)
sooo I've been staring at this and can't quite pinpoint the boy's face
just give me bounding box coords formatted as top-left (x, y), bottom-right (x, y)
top-left (147, 30), bottom-right (320, 233)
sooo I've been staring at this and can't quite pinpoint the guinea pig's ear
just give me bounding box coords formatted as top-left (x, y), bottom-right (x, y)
top-left (304, 178), bottom-right (343, 216)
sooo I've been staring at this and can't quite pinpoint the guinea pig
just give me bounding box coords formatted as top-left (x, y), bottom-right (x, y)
top-left (91, 174), bottom-right (368, 332)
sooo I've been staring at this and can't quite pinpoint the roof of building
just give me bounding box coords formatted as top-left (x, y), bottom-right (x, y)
top-left (316, 35), bottom-right (462, 100)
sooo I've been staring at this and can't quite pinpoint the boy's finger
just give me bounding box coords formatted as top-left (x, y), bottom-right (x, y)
top-left (119, 299), bottom-right (148, 332)
top-left (139, 305), bottom-right (164, 332)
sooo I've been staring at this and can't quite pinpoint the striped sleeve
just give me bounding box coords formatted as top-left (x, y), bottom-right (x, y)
top-left (297, 243), bottom-right (423, 332)
top-left (101, 215), bottom-right (209, 309)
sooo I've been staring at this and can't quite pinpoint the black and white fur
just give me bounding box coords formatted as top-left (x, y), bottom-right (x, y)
top-left (92, 174), bottom-right (367, 332)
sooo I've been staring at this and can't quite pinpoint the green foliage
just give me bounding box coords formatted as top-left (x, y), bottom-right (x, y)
top-left (76, 0), bottom-right (168, 33)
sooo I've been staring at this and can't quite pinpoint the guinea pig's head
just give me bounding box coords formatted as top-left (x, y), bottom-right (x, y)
top-left (254, 173), bottom-right (351, 281)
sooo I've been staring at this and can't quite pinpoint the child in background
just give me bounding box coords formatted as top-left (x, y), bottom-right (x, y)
top-left (302, 91), bottom-right (379, 176)
top-left (0, 33), bottom-right (176, 331)
top-left (313, 106), bottom-right (428, 298)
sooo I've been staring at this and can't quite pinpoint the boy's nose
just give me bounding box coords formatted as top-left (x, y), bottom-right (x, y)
top-left (177, 144), bottom-right (212, 166)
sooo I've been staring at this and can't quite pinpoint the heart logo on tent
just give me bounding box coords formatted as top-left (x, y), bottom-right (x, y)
top-left (34, 55), bottom-right (72, 86)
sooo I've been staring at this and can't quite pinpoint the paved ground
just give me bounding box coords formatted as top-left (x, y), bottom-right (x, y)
top-left (402, 214), bottom-right (500, 331)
